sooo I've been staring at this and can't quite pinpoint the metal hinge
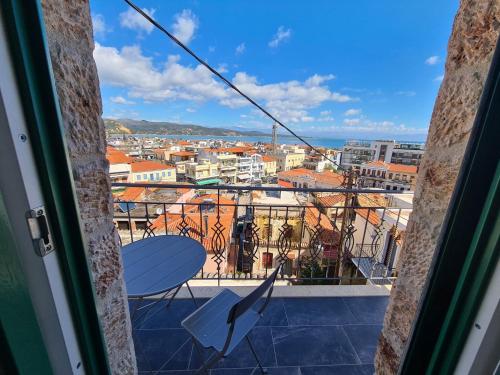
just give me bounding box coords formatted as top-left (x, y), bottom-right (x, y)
top-left (26, 206), bottom-right (55, 257)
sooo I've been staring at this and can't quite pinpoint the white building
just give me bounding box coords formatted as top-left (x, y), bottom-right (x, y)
top-left (341, 140), bottom-right (425, 170)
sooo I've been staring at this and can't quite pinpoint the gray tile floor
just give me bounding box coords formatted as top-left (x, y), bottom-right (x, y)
top-left (131, 296), bottom-right (388, 374)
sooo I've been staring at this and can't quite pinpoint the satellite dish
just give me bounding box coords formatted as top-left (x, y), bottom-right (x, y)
top-left (156, 208), bottom-right (163, 215)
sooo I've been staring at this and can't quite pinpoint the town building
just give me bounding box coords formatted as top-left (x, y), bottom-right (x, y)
top-left (276, 148), bottom-right (306, 172)
top-left (106, 146), bottom-right (132, 186)
top-left (217, 154), bottom-right (238, 184)
top-left (170, 150), bottom-right (196, 163)
top-left (341, 140), bottom-right (425, 170)
top-left (262, 155), bottom-right (277, 177)
top-left (184, 159), bottom-right (220, 185)
top-left (359, 161), bottom-right (418, 191)
top-left (278, 168), bottom-right (344, 189)
top-left (129, 161), bottom-right (176, 183)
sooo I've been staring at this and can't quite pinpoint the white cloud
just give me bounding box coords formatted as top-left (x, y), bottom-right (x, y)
top-left (94, 43), bottom-right (354, 124)
top-left (395, 90), bottom-right (416, 97)
top-left (268, 26), bottom-right (292, 48)
top-left (208, 46), bottom-right (216, 53)
top-left (172, 9), bottom-right (198, 45)
top-left (344, 108), bottom-right (361, 116)
top-left (92, 14), bottom-right (107, 36)
top-left (434, 75), bottom-right (444, 82)
top-left (344, 118), bottom-right (361, 126)
top-left (119, 8), bottom-right (156, 34)
top-left (320, 110), bottom-right (332, 116)
top-left (110, 96), bottom-right (135, 105)
top-left (324, 118), bottom-right (428, 136)
top-left (235, 43), bottom-right (246, 55)
top-left (425, 55), bottom-right (440, 65)
top-left (186, 107), bottom-right (196, 113)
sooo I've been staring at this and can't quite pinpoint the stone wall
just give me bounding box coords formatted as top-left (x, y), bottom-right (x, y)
top-left (41, 1), bottom-right (136, 374)
top-left (375, 1), bottom-right (499, 373)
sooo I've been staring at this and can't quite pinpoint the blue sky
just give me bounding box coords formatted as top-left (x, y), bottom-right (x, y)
top-left (90, 0), bottom-right (459, 141)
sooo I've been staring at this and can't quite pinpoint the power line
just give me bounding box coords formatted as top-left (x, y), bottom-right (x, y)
top-left (123, 0), bottom-right (344, 171)
top-left (122, 0), bottom-right (408, 217)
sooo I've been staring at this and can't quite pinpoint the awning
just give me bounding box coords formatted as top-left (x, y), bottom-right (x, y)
top-left (351, 257), bottom-right (392, 285)
top-left (237, 174), bottom-right (251, 180)
top-left (196, 178), bottom-right (222, 185)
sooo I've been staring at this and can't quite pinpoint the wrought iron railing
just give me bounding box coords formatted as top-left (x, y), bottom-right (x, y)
top-left (112, 182), bottom-right (408, 285)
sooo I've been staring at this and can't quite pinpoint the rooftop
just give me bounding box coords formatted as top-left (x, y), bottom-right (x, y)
top-left (130, 161), bottom-right (176, 172)
top-left (106, 146), bottom-right (134, 164)
top-left (131, 295), bottom-right (388, 374)
top-left (362, 161), bottom-right (418, 174)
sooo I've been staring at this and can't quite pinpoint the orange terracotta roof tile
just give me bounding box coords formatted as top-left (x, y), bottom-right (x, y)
top-left (387, 163), bottom-right (418, 174)
top-left (304, 204), bottom-right (334, 231)
top-left (130, 161), bottom-right (175, 172)
top-left (119, 187), bottom-right (144, 201)
top-left (357, 194), bottom-right (387, 207)
top-left (363, 161), bottom-right (417, 174)
top-left (355, 208), bottom-right (381, 226)
top-left (262, 155), bottom-right (277, 162)
top-left (172, 151), bottom-right (196, 157)
top-left (317, 194), bottom-right (346, 207)
top-left (106, 147), bottom-right (133, 164)
top-left (278, 180), bottom-right (293, 188)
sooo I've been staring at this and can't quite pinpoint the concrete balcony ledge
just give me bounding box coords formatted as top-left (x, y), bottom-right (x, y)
top-left (155, 283), bottom-right (392, 300)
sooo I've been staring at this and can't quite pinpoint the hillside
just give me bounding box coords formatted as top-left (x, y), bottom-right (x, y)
top-left (104, 118), bottom-right (268, 137)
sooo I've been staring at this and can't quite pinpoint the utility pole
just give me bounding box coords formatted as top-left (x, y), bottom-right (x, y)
top-left (272, 122), bottom-right (278, 156)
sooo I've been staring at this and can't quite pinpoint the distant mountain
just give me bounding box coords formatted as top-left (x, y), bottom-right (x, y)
top-left (104, 118), bottom-right (269, 137)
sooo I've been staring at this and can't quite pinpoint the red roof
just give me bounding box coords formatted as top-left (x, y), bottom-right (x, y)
top-left (363, 161), bottom-right (417, 174)
top-left (106, 146), bottom-right (133, 164)
top-left (262, 155), bottom-right (277, 162)
top-left (172, 151), bottom-right (196, 157)
top-left (119, 187), bottom-right (144, 201)
top-left (387, 163), bottom-right (418, 174)
top-left (278, 180), bottom-right (293, 188)
top-left (130, 161), bottom-right (175, 172)
top-left (317, 194), bottom-right (346, 207)
top-left (355, 208), bottom-right (381, 226)
top-left (277, 168), bottom-right (343, 187)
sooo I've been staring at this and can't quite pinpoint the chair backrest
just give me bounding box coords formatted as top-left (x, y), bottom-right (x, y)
top-left (227, 265), bottom-right (281, 324)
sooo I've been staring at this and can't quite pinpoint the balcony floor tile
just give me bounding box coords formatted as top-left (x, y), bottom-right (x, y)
top-left (131, 296), bottom-right (388, 374)
top-left (272, 326), bottom-right (359, 366)
top-left (133, 328), bottom-right (191, 371)
top-left (300, 364), bottom-right (375, 375)
top-left (282, 297), bottom-right (357, 326)
top-left (189, 326), bottom-right (276, 370)
top-left (342, 296), bottom-right (389, 324)
top-left (342, 325), bottom-right (383, 364)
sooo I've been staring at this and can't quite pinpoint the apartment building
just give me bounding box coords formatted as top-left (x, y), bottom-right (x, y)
top-left (217, 154), bottom-right (238, 183)
top-left (129, 161), bottom-right (176, 183)
top-left (359, 160), bottom-right (418, 191)
top-left (276, 147), bottom-right (306, 172)
top-left (341, 140), bottom-right (425, 170)
top-left (262, 155), bottom-right (277, 177)
top-left (184, 159), bottom-right (220, 185)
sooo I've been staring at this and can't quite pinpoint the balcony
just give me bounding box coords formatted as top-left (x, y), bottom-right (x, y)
top-left (113, 182), bottom-right (406, 371)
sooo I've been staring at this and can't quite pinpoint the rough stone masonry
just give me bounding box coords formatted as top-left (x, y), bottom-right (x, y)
top-left (375, 0), bottom-right (499, 373)
top-left (41, 0), bottom-right (137, 373)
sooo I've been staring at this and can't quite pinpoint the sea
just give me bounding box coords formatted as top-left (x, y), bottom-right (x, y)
top-left (130, 134), bottom-right (348, 149)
